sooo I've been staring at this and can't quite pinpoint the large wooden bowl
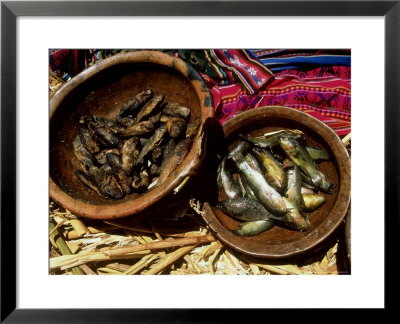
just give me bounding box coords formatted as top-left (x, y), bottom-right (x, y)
top-left (50, 50), bottom-right (214, 219)
top-left (201, 107), bottom-right (351, 259)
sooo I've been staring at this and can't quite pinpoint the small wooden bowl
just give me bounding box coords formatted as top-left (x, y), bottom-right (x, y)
top-left (50, 50), bottom-right (214, 219)
top-left (201, 106), bottom-right (351, 259)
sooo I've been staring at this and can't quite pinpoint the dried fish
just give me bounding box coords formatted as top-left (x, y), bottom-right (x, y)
top-left (163, 138), bottom-right (176, 161)
top-left (89, 165), bottom-right (124, 199)
top-left (131, 174), bottom-right (143, 190)
top-left (131, 170), bottom-right (150, 190)
top-left (149, 163), bottom-right (161, 176)
top-left (79, 127), bottom-right (100, 154)
top-left (135, 94), bottom-right (164, 123)
top-left (139, 169), bottom-right (150, 188)
top-left (95, 149), bottom-right (120, 165)
top-left (92, 115), bottom-right (119, 129)
top-left (118, 120), bottom-right (155, 137)
top-left (120, 137), bottom-right (140, 175)
top-left (119, 88), bottom-right (153, 117)
top-left (158, 138), bottom-right (192, 184)
top-left (72, 89), bottom-right (195, 200)
top-left (106, 153), bottom-right (123, 173)
top-left (75, 170), bottom-right (104, 197)
top-left (72, 135), bottom-right (96, 170)
top-left (116, 115), bottom-right (135, 128)
top-left (151, 146), bottom-right (163, 164)
top-left (162, 102), bottom-right (191, 119)
top-left (160, 115), bottom-right (187, 139)
top-left (106, 153), bottom-right (133, 194)
top-left (186, 118), bottom-right (201, 138)
top-left (95, 127), bottom-right (121, 148)
top-left (147, 112), bottom-right (162, 124)
top-left (135, 124), bottom-right (168, 166)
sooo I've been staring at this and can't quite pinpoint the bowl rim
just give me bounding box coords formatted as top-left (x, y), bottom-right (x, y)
top-left (201, 106), bottom-right (351, 259)
top-left (49, 50), bottom-right (215, 219)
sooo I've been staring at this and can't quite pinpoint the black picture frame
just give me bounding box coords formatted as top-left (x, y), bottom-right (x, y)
top-left (1, 0), bottom-right (397, 321)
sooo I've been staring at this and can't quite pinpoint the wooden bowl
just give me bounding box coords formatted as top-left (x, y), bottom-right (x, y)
top-left (201, 106), bottom-right (351, 259)
top-left (50, 50), bottom-right (214, 219)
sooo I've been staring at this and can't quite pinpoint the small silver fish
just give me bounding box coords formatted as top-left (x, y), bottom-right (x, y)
top-left (230, 152), bottom-right (287, 215)
top-left (237, 173), bottom-right (258, 201)
top-left (217, 197), bottom-right (278, 222)
top-left (216, 158), bottom-right (242, 200)
top-left (301, 193), bottom-right (327, 212)
top-left (252, 147), bottom-right (286, 193)
top-left (233, 219), bottom-right (275, 237)
top-left (306, 146), bottom-right (330, 161)
top-left (278, 136), bottom-right (335, 193)
top-left (283, 159), bottom-right (302, 210)
top-left (282, 197), bottom-right (310, 231)
top-left (239, 129), bottom-right (304, 149)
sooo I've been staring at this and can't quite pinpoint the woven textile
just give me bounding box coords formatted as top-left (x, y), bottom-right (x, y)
top-left (201, 50), bottom-right (351, 136)
top-left (49, 49), bottom-right (351, 135)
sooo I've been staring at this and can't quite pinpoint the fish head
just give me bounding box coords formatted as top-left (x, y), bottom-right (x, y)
top-left (278, 136), bottom-right (298, 154)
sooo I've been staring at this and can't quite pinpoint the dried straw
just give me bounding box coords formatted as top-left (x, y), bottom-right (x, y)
top-left (144, 245), bottom-right (198, 275)
top-left (49, 220), bottom-right (85, 275)
top-left (104, 234), bottom-right (215, 257)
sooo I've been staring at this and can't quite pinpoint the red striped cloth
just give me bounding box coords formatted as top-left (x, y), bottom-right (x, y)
top-left (207, 49), bottom-right (274, 94)
top-left (205, 65), bottom-right (351, 136)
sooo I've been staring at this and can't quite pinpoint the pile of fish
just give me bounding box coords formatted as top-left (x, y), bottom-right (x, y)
top-left (73, 86), bottom-right (200, 199)
top-left (216, 129), bottom-right (335, 237)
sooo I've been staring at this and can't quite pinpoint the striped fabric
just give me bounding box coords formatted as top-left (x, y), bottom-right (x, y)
top-left (206, 49), bottom-right (274, 94)
top-left (248, 49), bottom-right (351, 71)
top-left (48, 49), bottom-right (351, 136)
top-left (202, 50), bottom-right (351, 136)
